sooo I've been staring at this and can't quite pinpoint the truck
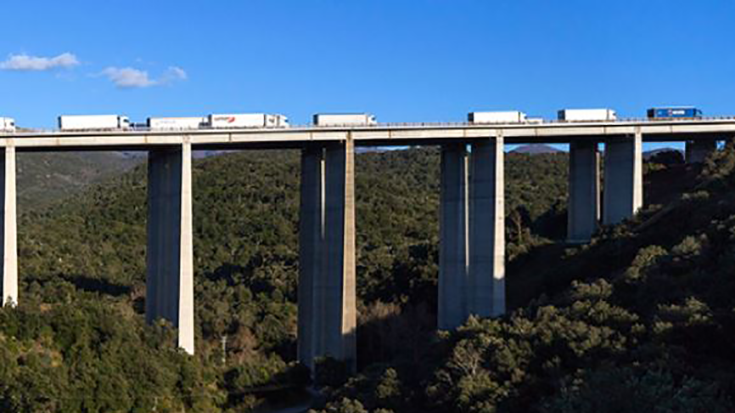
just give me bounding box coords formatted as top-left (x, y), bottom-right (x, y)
top-left (468, 111), bottom-right (527, 124)
top-left (147, 117), bottom-right (206, 130)
top-left (208, 113), bottom-right (289, 128)
top-left (313, 113), bottom-right (377, 126)
top-left (647, 107), bottom-right (702, 119)
top-left (557, 109), bottom-right (617, 122)
top-left (59, 115), bottom-right (130, 130)
top-left (0, 117), bottom-right (15, 132)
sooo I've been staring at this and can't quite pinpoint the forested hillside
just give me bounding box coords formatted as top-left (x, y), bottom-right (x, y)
top-left (17, 151), bottom-right (139, 209)
top-left (1, 144), bottom-right (727, 412)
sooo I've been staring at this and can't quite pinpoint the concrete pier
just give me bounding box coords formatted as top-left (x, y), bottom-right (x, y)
top-left (438, 144), bottom-right (469, 330)
top-left (298, 139), bottom-right (356, 371)
top-left (146, 143), bottom-right (195, 355)
top-left (567, 142), bottom-right (600, 242)
top-left (603, 131), bottom-right (643, 225)
top-left (686, 139), bottom-right (717, 163)
top-left (469, 136), bottom-right (505, 318)
top-left (297, 145), bottom-right (325, 370)
top-left (0, 145), bottom-right (16, 307)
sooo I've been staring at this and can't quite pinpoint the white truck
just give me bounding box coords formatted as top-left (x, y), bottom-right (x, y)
top-left (0, 117), bottom-right (16, 132)
top-left (209, 113), bottom-right (289, 128)
top-left (59, 115), bottom-right (130, 131)
top-left (147, 117), bottom-right (206, 130)
top-left (468, 111), bottom-right (527, 124)
top-left (313, 113), bottom-right (377, 126)
top-left (558, 109), bottom-right (617, 122)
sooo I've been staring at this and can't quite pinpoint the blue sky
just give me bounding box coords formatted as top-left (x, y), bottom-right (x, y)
top-left (1, 0), bottom-right (734, 133)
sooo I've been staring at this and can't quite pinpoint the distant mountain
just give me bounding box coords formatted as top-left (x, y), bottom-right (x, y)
top-left (511, 144), bottom-right (563, 154)
top-left (643, 147), bottom-right (683, 160)
top-left (17, 151), bottom-right (140, 210)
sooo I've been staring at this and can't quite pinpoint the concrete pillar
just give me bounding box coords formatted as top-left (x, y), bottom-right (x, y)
top-left (603, 130), bottom-right (643, 225)
top-left (686, 139), bottom-right (717, 163)
top-left (322, 138), bottom-right (357, 369)
top-left (297, 145), bottom-right (325, 370)
top-left (438, 144), bottom-right (469, 330)
top-left (567, 141), bottom-right (600, 242)
top-left (297, 139), bottom-right (356, 371)
top-left (469, 136), bottom-right (505, 318)
top-left (0, 145), bottom-right (17, 307)
top-left (146, 143), bottom-right (195, 355)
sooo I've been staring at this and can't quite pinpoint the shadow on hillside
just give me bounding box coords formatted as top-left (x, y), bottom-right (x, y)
top-left (60, 274), bottom-right (131, 297)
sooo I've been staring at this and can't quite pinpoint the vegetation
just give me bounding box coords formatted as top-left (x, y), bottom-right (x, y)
top-left (2, 143), bottom-right (732, 412)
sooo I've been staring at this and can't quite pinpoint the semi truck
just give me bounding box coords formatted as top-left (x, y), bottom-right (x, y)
top-left (647, 107), bottom-right (702, 119)
top-left (558, 109), bottom-right (617, 122)
top-left (468, 111), bottom-right (527, 124)
top-left (59, 115), bottom-right (130, 131)
top-left (209, 113), bottom-right (289, 128)
top-left (313, 113), bottom-right (377, 126)
top-left (147, 117), bottom-right (206, 130)
top-left (0, 117), bottom-right (15, 132)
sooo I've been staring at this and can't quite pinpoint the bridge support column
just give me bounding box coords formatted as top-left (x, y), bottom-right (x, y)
top-left (298, 139), bottom-right (356, 371)
top-left (603, 131), bottom-right (643, 225)
top-left (686, 139), bottom-right (717, 163)
top-left (439, 144), bottom-right (469, 330)
top-left (146, 143), bottom-right (195, 355)
top-left (469, 136), bottom-right (505, 318)
top-left (298, 145), bottom-right (325, 371)
top-left (0, 146), bottom-right (17, 307)
top-left (567, 141), bottom-right (600, 242)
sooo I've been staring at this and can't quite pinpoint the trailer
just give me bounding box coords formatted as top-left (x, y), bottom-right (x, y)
top-left (557, 109), bottom-right (617, 122)
top-left (209, 113), bottom-right (289, 128)
top-left (59, 115), bottom-right (130, 130)
top-left (147, 117), bottom-right (206, 130)
top-left (647, 107), bottom-right (702, 119)
top-left (0, 117), bottom-right (15, 132)
top-left (468, 111), bottom-right (527, 124)
top-left (313, 113), bottom-right (377, 126)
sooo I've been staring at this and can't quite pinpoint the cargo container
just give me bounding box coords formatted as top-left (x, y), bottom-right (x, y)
top-left (59, 115), bottom-right (130, 130)
top-left (468, 111), bottom-right (527, 124)
top-left (557, 109), bottom-right (617, 122)
top-left (0, 117), bottom-right (15, 132)
top-left (147, 117), bottom-right (206, 130)
top-left (313, 113), bottom-right (377, 126)
top-left (209, 113), bottom-right (289, 128)
top-left (647, 107), bottom-right (702, 119)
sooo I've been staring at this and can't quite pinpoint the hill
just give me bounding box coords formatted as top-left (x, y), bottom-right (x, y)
top-left (0, 144), bottom-right (728, 412)
top-left (511, 144), bottom-right (563, 154)
top-left (16, 151), bottom-right (140, 210)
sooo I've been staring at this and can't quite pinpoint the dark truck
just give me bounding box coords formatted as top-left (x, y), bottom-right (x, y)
top-left (647, 107), bottom-right (703, 119)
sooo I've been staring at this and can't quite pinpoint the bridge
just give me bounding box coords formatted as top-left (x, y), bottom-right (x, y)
top-left (0, 117), bottom-right (732, 370)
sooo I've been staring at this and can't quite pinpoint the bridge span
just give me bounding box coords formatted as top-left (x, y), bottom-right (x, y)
top-left (0, 117), bottom-right (731, 370)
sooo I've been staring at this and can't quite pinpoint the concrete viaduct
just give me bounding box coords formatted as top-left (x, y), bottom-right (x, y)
top-left (0, 118), bottom-right (731, 369)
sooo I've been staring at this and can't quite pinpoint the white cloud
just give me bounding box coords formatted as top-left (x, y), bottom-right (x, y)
top-left (101, 65), bottom-right (187, 88)
top-left (162, 66), bottom-right (187, 82)
top-left (102, 67), bottom-right (156, 88)
top-left (0, 52), bottom-right (80, 71)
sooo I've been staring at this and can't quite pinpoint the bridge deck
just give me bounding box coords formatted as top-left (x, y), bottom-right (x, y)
top-left (1, 118), bottom-right (734, 151)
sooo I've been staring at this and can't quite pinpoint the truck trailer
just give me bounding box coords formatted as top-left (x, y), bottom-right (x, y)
top-left (147, 117), bottom-right (206, 130)
top-left (0, 117), bottom-right (15, 132)
top-left (59, 115), bottom-right (130, 131)
top-left (313, 113), bottom-right (377, 126)
top-left (558, 109), bottom-right (617, 122)
top-left (209, 113), bottom-right (289, 128)
top-left (468, 111), bottom-right (527, 124)
top-left (647, 107), bottom-right (702, 119)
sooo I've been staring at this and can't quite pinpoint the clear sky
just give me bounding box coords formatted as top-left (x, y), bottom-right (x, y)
top-left (1, 0), bottom-right (733, 131)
